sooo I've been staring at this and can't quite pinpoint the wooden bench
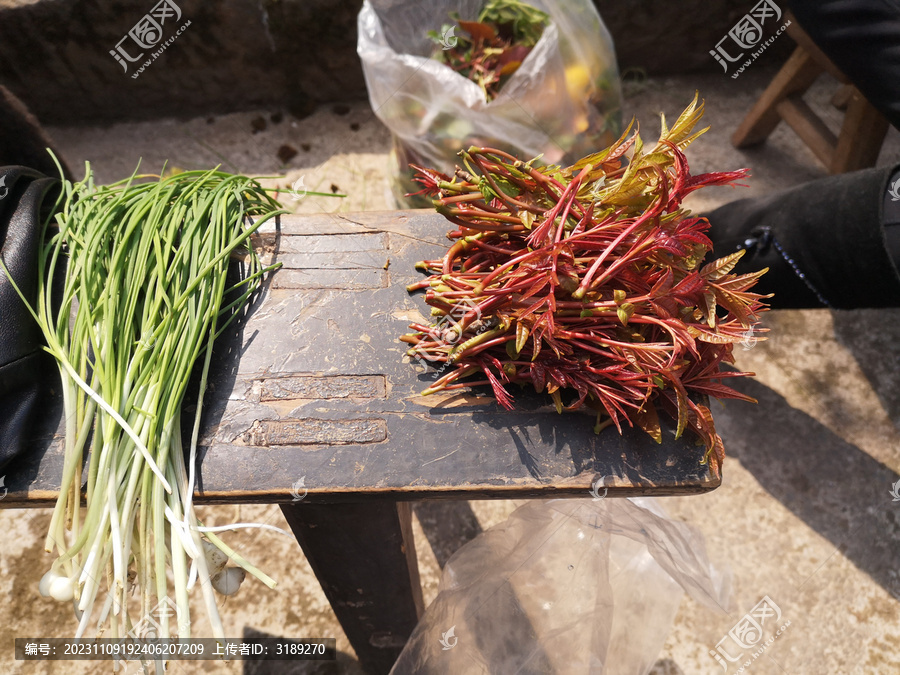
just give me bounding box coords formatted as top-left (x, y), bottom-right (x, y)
top-left (2, 210), bottom-right (720, 674)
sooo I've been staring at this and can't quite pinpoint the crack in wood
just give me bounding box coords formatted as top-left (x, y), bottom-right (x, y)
top-left (272, 268), bottom-right (388, 289)
top-left (237, 417), bottom-right (388, 446)
top-left (258, 375), bottom-right (387, 401)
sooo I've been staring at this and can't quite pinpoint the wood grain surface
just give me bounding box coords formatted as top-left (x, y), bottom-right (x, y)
top-left (3, 210), bottom-right (720, 506)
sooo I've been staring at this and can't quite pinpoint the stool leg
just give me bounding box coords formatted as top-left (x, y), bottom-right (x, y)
top-left (831, 91), bottom-right (890, 174)
top-left (732, 46), bottom-right (823, 148)
top-left (280, 501), bottom-right (424, 675)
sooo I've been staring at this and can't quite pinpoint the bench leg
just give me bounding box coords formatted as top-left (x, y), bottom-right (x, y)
top-left (280, 501), bottom-right (424, 674)
top-left (831, 91), bottom-right (890, 173)
top-left (731, 46), bottom-right (822, 148)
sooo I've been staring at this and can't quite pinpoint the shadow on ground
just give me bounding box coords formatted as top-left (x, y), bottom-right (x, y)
top-left (832, 308), bottom-right (900, 429)
top-left (413, 501), bottom-right (483, 568)
top-left (241, 627), bottom-right (364, 675)
top-left (718, 374), bottom-right (900, 598)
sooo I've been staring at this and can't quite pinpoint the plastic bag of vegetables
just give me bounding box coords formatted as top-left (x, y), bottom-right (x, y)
top-left (357, 0), bottom-right (623, 207)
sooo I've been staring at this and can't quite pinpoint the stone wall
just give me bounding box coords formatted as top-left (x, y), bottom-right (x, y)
top-left (598, 0), bottom-right (790, 75)
top-left (0, 0), bottom-right (791, 125)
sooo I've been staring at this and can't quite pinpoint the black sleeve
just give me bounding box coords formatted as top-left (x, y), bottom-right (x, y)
top-left (0, 166), bottom-right (59, 471)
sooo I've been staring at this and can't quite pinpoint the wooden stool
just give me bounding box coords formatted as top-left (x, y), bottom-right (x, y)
top-left (732, 12), bottom-right (890, 174)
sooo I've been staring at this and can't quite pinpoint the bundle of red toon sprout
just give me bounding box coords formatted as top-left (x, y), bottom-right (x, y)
top-left (400, 95), bottom-right (769, 476)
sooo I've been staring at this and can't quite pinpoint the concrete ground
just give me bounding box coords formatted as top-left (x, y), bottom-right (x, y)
top-left (2, 68), bottom-right (900, 674)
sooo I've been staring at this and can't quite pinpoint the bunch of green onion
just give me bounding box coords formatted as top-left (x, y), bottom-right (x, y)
top-left (4, 159), bottom-right (285, 648)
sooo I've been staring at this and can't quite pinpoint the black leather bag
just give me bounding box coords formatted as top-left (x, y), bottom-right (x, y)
top-left (0, 166), bottom-right (59, 471)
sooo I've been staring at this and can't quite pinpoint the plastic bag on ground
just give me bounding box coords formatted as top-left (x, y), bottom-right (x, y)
top-left (357, 0), bottom-right (623, 206)
top-left (390, 498), bottom-right (731, 675)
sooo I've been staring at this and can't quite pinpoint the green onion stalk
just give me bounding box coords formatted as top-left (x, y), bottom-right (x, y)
top-left (2, 158), bottom-right (287, 652)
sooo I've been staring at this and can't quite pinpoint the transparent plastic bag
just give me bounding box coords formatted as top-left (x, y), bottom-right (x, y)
top-left (390, 498), bottom-right (731, 675)
top-left (357, 0), bottom-right (623, 206)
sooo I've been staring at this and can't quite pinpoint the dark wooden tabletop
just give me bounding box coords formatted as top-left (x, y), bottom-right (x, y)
top-left (3, 210), bottom-right (720, 506)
